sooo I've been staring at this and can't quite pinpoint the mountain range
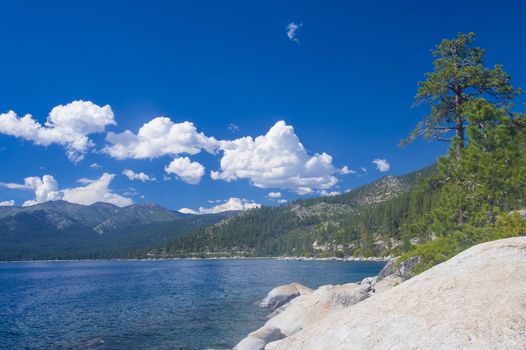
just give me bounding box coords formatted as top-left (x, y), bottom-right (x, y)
top-left (0, 201), bottom-right (235, 260)
top-left (0, 165), bottom-right (435, 261)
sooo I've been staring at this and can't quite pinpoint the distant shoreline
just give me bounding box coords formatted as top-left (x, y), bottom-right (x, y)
top-left (0, 256), bottom-right (391, 263)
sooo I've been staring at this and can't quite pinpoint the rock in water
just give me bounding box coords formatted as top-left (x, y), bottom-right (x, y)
top-left (269, 237), bottom-right (526, 350)
top-left (258, 283), bottom-right (312, 309)
top-left (235, 327), bottom-right (285, 350)
top-left (236, 283), bottom-right (371, 350)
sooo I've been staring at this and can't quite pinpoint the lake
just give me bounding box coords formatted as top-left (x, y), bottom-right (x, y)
top-left (0, 259), bottom-right (385, 350)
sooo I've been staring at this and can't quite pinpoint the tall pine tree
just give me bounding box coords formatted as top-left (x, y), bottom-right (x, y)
top-left (404, 32), bottom-right (520, 161)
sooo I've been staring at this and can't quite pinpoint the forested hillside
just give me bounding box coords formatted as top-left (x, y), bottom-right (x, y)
top-left (153, 165), bottom-right (437, 258)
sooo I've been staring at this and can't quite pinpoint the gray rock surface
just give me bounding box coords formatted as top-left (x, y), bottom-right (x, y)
top-left (235, 282), bottom-right (374, 350)
top-left (377, 255), bottom-right (420, 281)
top-left (269, 237), bottom-right (526, 350)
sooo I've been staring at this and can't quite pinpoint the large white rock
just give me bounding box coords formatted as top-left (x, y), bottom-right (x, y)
top-left (268, 237), bottom-right (526, 350)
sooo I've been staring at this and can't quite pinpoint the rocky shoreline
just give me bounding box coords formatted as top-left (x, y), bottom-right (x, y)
top-left (276, 256), bottom-right (392, 262)
top-left (234, 237), bottom-right (526, 349)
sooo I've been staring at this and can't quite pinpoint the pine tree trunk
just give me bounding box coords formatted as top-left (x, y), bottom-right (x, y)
top-left (455, 88), bottom-right (465, 225)
top-left (454, 89), bottom-right (464, 161)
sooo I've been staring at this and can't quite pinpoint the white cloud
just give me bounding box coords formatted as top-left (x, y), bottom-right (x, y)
top-left (164, 156), bottom-right (205, 184)
top-left (77, 178), bottom-right (97, 184)
top-left (2, 173), bottom-right (132, 207)
top-left (0, 200), bottom-right (15, 206)
top-left (103, 117), bottom-right (218, 160)
top-left (22, 175), bottom-right (62, 206)
top-left (229, 123), bottom-right (240, 133)
top-left (0, 100), bottom-right (115, 162)
top-left (286, 22), bottom-right (302, 43)
top-left (122, 169), bottom-right (155, 182)
top-left (361, 166), bottom-right (368, 173)
top-left (268, 191), bottom-right (282, 198)
top-left (340, 166), bottom-right (356, 175)
top-left (179, 197), bottom-right (260, 215)
top-left (0, 182), bottom-right (28, 190)
top-left (319, 190), bottom-right (340, 197)
top-left (90, 162), bottom-right (101, 169)
top-left (211, 121), bottom-right (341, 194)
top-left (372, 158), bottom-right (390, 172)
top-left (1, 176), bottom-right (62, 206)
top-left (62, 173), bottom-right (133, 207)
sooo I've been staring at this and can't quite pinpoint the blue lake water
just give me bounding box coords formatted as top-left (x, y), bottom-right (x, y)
top-left (0, 259), bottom-right (384, 350)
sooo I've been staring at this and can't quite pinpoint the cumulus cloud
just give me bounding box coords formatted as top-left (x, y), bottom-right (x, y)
top-left (286, 22), bottom-right (302, 43)
top-left (1, 175), bottom-right (63, 206)
top-left (164, 156), bottom-right (205, 185)
top-left (0, 100), bottom-right (115, 162)
top-left (179, 197), bottom-right (260, 215)
top-left (22, 175), bottom-right (62, 206)
top-left (103, 117), bottom-right (218, 160)
top-left (90, 162), bottom-right (101, 169)
top-left (340, 166), bottom-right (356, 175)
top-left (268, 191), bottom-right (282, 198)
top-left (211, 121), bottom-right (343, 194)
top-left (122, 169), bottom-right (155, 182)
top-left (0, 200), bottom-right (15, 206)
top-left (62, 173), bottom-right (133, 207)
top-left (372, 158), bottom-right (390, 172)
top-left (1, 173), bottom-right (132, 207)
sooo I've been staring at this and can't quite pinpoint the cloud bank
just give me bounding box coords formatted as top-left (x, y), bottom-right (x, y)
top-left (1, 101), bottom-right (352, 193)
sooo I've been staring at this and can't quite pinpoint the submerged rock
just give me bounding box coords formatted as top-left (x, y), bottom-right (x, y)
top-left (270, 237), bottom-right (526, 349)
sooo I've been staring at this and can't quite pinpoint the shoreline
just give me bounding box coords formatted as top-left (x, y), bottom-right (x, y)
top-left (0, 256), bottom-right (391, 263)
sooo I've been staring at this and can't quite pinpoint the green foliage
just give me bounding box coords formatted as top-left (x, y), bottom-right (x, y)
top-left (404, 32), bottom-right (520, 146)
top-left (399, 212), bottom-right (526, 275)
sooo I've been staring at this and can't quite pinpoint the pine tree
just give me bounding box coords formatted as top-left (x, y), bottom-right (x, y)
top-left (403, 32), bottom-right (520, 161)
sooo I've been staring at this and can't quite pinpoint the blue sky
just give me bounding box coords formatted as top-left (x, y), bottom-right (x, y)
top-left (0, 0), bottom-right (525, 211)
